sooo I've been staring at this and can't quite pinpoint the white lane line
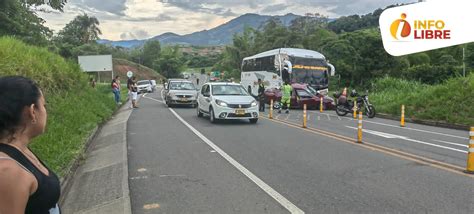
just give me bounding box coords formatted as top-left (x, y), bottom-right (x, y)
top-left (326, 114), bottom-right (331, 121)
top-left (337, 116), bottom-right (342, 120)
top-left (363, 120), bottom-right (468, 140)
top-left (307, 114), bottom-right (311, 121)
top-left (346, 126), bottom-right (467, 154)
top-left (167, 107), bottom-right (305, 214)
top-left (285, 114), bottom-right (291, 120)
top-left (317, 116), bottom-right (321, 121)
top-left (431, 139), bottom-right (468, 148)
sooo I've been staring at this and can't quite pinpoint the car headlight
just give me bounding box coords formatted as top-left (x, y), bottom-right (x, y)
top-left (251, 100), bottom-right (258, 107)
top-left (215, 99), bottom-right (228, 107)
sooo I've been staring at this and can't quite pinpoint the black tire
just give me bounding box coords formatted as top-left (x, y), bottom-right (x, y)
top-left (336, 105), bottom-right (348, 116)
top-left (249, 118), bottom-right (258, 124)
top-left (197, 106), bottom-right (203, 117)
top-left (210, 108), bottom-right (217, 123)
top-left (366, 105), bottom-right (376, 118)
top-left (273, 102), bottom-right (281, 110)
top-left (167, 102), bottom-right (172, 108)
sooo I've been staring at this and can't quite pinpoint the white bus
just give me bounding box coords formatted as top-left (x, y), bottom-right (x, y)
top-left (241, 48), bottom-right (335, 96)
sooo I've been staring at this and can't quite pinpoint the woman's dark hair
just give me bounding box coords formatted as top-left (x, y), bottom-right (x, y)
top-left (0, 76), bottom-right (41, 141)
top-left (111, 78), bottom-right (116, 88)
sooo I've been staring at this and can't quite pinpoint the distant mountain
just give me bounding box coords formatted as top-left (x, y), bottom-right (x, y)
top-left (97, 13), bottom-right (302, 48)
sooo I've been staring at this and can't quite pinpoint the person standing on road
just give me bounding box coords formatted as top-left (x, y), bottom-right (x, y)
top-left (130, 76), bottom-right (139, 108)
top-left (258, 79), bottom-right (265, 112)
top-left (112, 76), bottom-right (122, 105)
top-left (90, 77), bottom-right (96, 88)
top-left (0, 76), bottom-right (61, 214)
top-left (279, 80), bottom-right (292, 114)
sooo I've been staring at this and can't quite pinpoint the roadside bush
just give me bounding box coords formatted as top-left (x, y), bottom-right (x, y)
top-left (0, 37), bottom-right (121, 176)
top-left (370, 75), bottom-right (474, 126)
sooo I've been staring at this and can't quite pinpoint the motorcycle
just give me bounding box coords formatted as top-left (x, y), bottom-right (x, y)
top-left (333, 89), bottom-right (376, 118)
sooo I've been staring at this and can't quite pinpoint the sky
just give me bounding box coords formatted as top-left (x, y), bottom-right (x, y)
top-left (36, 0), bottom-right (414, 41)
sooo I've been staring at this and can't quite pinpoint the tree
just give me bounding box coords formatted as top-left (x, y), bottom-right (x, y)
top-left (24, 0), bottom-right (67, 11)
top-left (0, 0), bottom-right (52, 46)
top-left (154, 46), bottom-right (185, 78)
top-left (142, 40), bottom-right (161, 68)
top-left (56, 14), bottom-right (102, 46)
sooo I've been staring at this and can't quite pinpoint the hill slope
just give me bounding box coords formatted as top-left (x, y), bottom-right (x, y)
top-left (98, 13), bottom-right (301, 47)
top-left (112, 58), bottom-right (165, 81)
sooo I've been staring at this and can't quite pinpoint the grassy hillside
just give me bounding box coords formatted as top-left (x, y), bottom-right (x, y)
top-left (370, 75), bottom-right (474, 126)
top-left (113, 58), bottom-right (165, 81)
top-left (92, 58), bottom-right (165, 83)
top-left (0, 37), bottom-right (123, 176)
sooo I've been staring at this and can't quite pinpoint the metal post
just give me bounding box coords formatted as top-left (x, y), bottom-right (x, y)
top-left (357, 112), bottom-right (363, 143)
top-left (466, 127), bottom-right (474, 174)
top-left (303, 104), bottom-right (307, 128)
top-left (269, 99), bottom-right (273, 119)
top-left (401, 105), bottom-right (406, 127)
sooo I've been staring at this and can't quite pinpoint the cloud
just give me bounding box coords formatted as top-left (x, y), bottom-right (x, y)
top-left (290, 0), bottom-right (413, 16)
top-left (261, 4), bottom-right (288, 13)
top-left (120, 32), bottom-right (136, 40)
top-left (70, 0), bottom-right (128, 16)
top-left (156, 14), bottom-right (175, 21)
top-left (158, 0), bottom-right (238, 16)
top-left (135, 30), bottom-right (150, 38)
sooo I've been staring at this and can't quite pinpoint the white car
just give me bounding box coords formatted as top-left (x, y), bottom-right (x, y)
top-left (197, 82), bottom-right (259, 124)
top-left (164, 80), bottom-right (198, 108)
top-left (137, 80), bottom-right (152, 93)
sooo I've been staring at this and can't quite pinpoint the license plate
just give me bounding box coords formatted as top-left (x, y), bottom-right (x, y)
top-left (235, 109), bottom-right (245, 115)
top-left (180, 98), bottom-right (188, 101)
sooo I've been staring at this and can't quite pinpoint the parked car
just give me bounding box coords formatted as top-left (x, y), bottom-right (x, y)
top-left (264, 83), bottom-right (335, 110)
top-left (197, 82), bottom-right (259, 124)
top-left (164, 80), bottom-right (198, 107)
top-left (137, 80), bottom-right (152, 93)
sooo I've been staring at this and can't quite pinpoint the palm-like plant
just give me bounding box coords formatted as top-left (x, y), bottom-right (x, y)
top-left (57, 14), bottom-right (102, 46)
top-left (76, 14), bottom-right (102, 43)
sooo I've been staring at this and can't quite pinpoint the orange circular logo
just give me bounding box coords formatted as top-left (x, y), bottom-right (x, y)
top-left (390, 13), bottom-right (411, 40)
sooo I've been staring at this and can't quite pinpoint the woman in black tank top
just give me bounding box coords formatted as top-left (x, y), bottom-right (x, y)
top-left (0, 76), bottom-right (61, 213)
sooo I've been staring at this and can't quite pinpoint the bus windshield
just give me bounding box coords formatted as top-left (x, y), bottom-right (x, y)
top-left (289, 57), bottom-right (329, 89)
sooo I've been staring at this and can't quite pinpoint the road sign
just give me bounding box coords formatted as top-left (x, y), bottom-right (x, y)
top-left (127, 71), bottom-right (133, 78)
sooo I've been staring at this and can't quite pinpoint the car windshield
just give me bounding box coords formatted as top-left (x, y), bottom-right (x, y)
top-left (169, 82), bottom-right (195, 90)
top-left (296, 89), bottom-right (312, 98)
top-left (212, 85), bottom-right (248, 96)
top-left (306, 85), bottom-right (318, 95)
top-left (137, 81), bottom-right (149, 86)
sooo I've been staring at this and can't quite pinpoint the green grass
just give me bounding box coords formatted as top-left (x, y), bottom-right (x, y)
top-left (0, 37), bottom-right (124, 176)
top-left (369, 76), bottom-right (474, 126)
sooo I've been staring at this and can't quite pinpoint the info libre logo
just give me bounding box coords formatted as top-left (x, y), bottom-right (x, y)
top-left (390, 13), bottom-right (451, 40)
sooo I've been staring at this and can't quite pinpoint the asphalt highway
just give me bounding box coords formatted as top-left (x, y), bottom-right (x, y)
top-left (126, 88), bottom-right (474, 213)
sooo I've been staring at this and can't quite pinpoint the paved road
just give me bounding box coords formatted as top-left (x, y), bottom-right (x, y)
top-left (127, 88), bottom-right (474, 213)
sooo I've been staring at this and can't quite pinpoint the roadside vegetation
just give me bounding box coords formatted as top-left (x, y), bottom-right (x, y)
top-left (0, 37), bottom-right (123, 176)
top-left (370, 75), bottom-right (474, 126)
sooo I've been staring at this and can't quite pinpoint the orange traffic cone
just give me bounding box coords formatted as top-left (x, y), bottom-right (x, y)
top-left (342, 87), bottom-right (347, 96)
